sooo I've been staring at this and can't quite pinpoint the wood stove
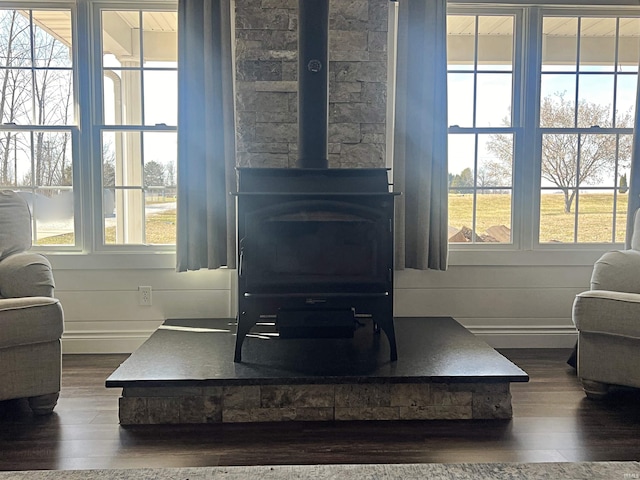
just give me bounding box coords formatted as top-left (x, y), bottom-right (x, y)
top-left (235, 168), bottom-right (397, 362)
top-left (233, 0), bottom-right (398, 362)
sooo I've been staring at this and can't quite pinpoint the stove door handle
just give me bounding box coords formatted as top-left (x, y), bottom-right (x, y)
top-left (239, 247), bottom-right (244, 277)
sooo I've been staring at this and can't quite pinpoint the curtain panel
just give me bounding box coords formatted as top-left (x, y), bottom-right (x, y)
top-left (626, 61), bottom-right (640, 248)
top-left (393, 0), bottom-right (449, 271)
top-left (176, 0), bottom-right (237, 271)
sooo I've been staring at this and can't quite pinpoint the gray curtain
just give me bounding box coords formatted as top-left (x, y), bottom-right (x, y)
top-left (393, 0), bottom-right (449, 270)
top-left (176, 0), bottom-right (237, 271)
top-left (625, 64), bottom-right (640, 248)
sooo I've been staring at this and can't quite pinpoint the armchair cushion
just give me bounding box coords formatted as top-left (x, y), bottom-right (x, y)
top-left (0, 297), bottom-right (63, 349)
top-left (0, 191), bottom-right (32, 261)
top-left (590, 249), bottom-right (640, 294)
top-left (0, 251), bottom-right (55, 298)
top-left (573, 290), bottom-right (640, 339)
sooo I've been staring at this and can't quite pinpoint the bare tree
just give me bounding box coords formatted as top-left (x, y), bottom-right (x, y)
top-left (487, 91), bottom-right (633, 213)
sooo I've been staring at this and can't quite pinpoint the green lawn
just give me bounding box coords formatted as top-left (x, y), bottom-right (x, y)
top-left (449, 193), bottom-right (628, 243)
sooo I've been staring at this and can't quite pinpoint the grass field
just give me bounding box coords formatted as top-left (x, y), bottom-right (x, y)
top-left (449, 193), bottom-right (628, 243)
top-left (39, 194), bottom-right (627, 246)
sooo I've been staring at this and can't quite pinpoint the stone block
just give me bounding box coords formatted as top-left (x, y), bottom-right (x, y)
top-left (368, 0), bottom-right (389, 31)
top-left (260, 385), bottom-right (335, 408)
top-left (256, 111), bottom-right (296, 123)
top-left (331, 0), bottom-right (369, 22)
top-left (255, 122), bottom-right (297, 143)
top-left (223, 385), bottom-right (261, 408)
top-left (330, 82), bottom-right (362, 103)
top-left (329, 123), bottom-right (361, 143)
top-left (237, 60), bottom-right (283, 82)
top-left (399, 406), bottom-right (438, 420)
top-left (390, 383), bottom-right (431, 407)
top-left (362, 133), bottom-right (385, 144)
top-left (330, 51), bottom-right (371, 62)
top-left (335, 406), bottom-right (400, 421)
top-left (331, 31), bottom-right (368, 51)
top-left (236, 8), bottom-right (290, 30)
top-left (335, 383), bottom-right (390, 407)
top-left (179, 396), bottom-right (205, 424)
top-left (119, 397), bottom-right (147, 425)
top-left (431, 385), bottom-right (473, 406)
top-left (368, 31), bottom-right (388, 52)
top-left (294, 407), bottom-right (335, 421)
top-left (472, 391), bottom-right (513, 419)
top-left (361, 123), bottom-right (385, 134)
top-left (341, 142), bottom-right (385, 168)
top-left (204, 395), bottom-right (223, 423)
top-left (255, 81), bottom-right (297, 92)
top-left (147, 397), bottom-right (181, 424)
top-left (435, 405), bottom-right (473, 420)
top-left (223, 407), bottom-right (297, 423)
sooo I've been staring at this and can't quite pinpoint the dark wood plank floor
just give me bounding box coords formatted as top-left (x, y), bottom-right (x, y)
top-left (1, 349), bottom-right (640, 471)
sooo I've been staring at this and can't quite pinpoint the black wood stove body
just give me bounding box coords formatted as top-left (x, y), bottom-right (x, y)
top-left (234, 168), bottom-right (397, 362)
top-left (233, 0), bottom-right (398, 362)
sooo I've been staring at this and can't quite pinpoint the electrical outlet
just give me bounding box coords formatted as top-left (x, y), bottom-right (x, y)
top-left (139, 286), bottom-right (152, 306)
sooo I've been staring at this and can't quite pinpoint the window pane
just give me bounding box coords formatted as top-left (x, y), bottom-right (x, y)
top-left (142, 11), bottom-right (177, 67)
top-left (539, 192), bottom-right (575, 243)
top-left (103, 69), bottom-right (142, 125)
top-left (539, 76), bottom-right (576, 128)
top-left (447, 15), bottom-right (475, 71)
top-left (478, 133), bottom-right (512, 188)
top-left (33, 187), bottom-right (74, 246)
top-left (448, 192), bottom-right (474, 243)
top-left (103, 11), bottom-right (140, 64)
top-left (0, 131), bottom-right (30, 187)
top-left (619, 18), bottom-right (639, 72)
top-left (0, 68), bottom-right (33, 124)
top-left (542, 17), bottom-right (578, 72)
top-left (449, 133), bottom-right (476, 243)
top-left (617, 75), bottom-right (637, 127)
top-left (33, 11), bottom-right (72, 68)
top-left (143, 70), bottom-right (177, 125)
top-left (476, 73), bottom-right (512, 127)
top-left (577, 75), bottom-right (614, 128)
top-left (447, 73), bottom-right (474, 127)
top-left (35, 69), bottom-right (74, 125)
top-left (476, 192), bottom-right (511, 243)
top-left (580, 134), bottom-right (618, 187)
top-left (477, 16), bottom-right (513, 72)
top-left (616, 189), bottom-right (629, 243)
top-left (8, 130), bottom-right (75, 246)
top-left (144, 194), bottom-right (176, 245)
top-left (103, 131), bottom-right (142, 188)
top-left (580, 18), bottom-right (616, 72)
top-left (143, 132), bottom-right (176, 188)
top-left (105, 189), bottom-right (144, 244)
top-left (576, 189), bottom-right (614, 243)
top-left (0, 10), bottom-right (31, 67)
top-left (541, 133), bottom-right (578, 190)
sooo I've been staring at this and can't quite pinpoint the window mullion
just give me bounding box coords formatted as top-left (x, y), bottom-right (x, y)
top-left (517, 7), bottom-right (542, 251)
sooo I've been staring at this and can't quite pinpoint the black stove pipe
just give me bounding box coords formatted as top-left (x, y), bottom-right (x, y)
top-left (297, 0), bottom-right (329, 169)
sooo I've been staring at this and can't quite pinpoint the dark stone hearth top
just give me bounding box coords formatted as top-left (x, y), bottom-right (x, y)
top-left (105, 317), bottom-right (528, 388)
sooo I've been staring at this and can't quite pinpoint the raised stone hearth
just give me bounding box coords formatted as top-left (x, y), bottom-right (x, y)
top-left (106, 317), bottom-right (528, 425)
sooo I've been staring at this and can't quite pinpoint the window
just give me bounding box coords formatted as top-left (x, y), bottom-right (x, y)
top-left (0, 8), bottom-right (76, 246)
top-left (447, 12), bottom-right (517, 244)
top-left (539, 15), bottom-right (637, 244)
top-left (447, 6), bottom-right (639, 247)
top-left (0, 1), bottom-right (178, 253)
top-left (99, 8), bottom-right (178, 246)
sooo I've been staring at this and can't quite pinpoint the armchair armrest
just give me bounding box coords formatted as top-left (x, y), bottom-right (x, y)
top-left (0, 252), bottom-right (55, 298)
top-left (590, 249), bottom-right (640, 294)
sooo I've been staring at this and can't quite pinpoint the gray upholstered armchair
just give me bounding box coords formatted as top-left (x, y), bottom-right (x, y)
top-left (0, 190), bottom-right (64, 414)
top-left (572, 209), bottom-right (640, 399)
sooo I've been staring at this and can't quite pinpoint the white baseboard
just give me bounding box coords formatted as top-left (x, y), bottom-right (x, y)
top-left (62, 331), bottom-right (150, 354)
top-left (470, 326), bottom-right (578, 349)
top-left (61, 325), bottom-right (579, 354)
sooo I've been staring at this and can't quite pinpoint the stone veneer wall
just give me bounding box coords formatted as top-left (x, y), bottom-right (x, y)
top-left (235, 0), bottom-right (389, 168)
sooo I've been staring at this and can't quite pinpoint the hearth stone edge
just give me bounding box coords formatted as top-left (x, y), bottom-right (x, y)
top-left (118, 382), bottom-right (512, 425)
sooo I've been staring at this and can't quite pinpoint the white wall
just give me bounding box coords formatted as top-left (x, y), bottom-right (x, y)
top-left (52, 250), bottom-right (604, 353)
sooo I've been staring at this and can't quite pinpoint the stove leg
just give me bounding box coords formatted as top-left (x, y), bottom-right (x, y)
top-left (234, 312), bottom-right (256, 362)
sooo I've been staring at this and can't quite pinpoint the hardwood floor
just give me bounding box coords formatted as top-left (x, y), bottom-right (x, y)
top-left (1, 349), bottom-right (640, 471)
